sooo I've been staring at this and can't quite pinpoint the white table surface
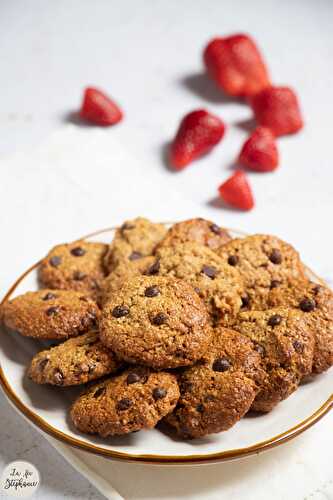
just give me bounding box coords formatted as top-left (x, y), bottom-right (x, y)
top-left (0, 1), bottom-right (332, 499)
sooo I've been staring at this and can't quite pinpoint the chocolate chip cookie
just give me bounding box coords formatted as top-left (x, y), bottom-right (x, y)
top-left (100, 275), bottom-right (211, 369)
top-left (98, 256), bottom-right (155, 307)
top-left (165, 327), bottom-right (264, 438)
top-left (217, 234), bottom-right (306, 310)
top-left (70, 367), bottom-right (180, 436)
top-left (267, 278), bottom-right (333, 374)
top-left (233, 308), bottom-right (315, 412)
top-left (157, 218), bottom-right (231, 251)
top-left (154, 242), bottom-right (244, 321)
top-left (28, 330), bottom-right (121, 386)
top-left (1, 289), bottom-right (99, 340)
top-left (39, 240), bottom-right (108, 297)
top-left (104, 217), bottom-right (167, 273)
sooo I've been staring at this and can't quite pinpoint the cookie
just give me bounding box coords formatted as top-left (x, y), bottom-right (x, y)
top-left (217, 234), bottom-right (306, 310)
top-left (1, 289), bottom-right (99, 340)
top-left (267, 278), bottom-right (333, 374)
top-left (39, 240), bottom-right (108, 297)
top-left (165, 327), bottom-right (264, 438)
top-left (98, 256), bottom-right (155, 307)
top-left (157, 218), bottom-right (231, 251)
top-left (154, 242), bottom-right (244, 320)
top-left (104, 217), bottom-right (167, 272)
top-left (233, 308), bottom-right (315, 412)
top-left (70, 367), bottom-right (180, 436)
top-left (28, 330), bottom-right (121, 386)
top-left (100, 275), bottom-right (211, 369)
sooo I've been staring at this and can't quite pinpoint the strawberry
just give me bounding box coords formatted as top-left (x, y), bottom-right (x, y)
top-left (239, 126), bottom-right (278, 172)
top-left (250, 86), bottom-right (303, 136)
top-left (203, 34), bottom-right (270, 97)
top-left (79, 87), bottom-right (123, 126)
top-left (218, 170), bottom-right (254, 211)
top-left (170, 109), bottom-right (226, 170)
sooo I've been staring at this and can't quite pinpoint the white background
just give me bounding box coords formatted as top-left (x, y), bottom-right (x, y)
top-left (0, 1), bottom-right (332, 499)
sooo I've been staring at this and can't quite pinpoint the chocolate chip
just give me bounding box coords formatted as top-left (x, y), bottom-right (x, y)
top-left (116, 398), bottom-right (132, 411)
top-left (129, 251), bottom-right (142, 261)
top-left (254, 344), bottom-right (265, 357)
top-left (145, 286), bottom-right (160, 298)
top-left (49, 256), bottom-right (61, 267)
top-left (210, 223), bottom-right (221, 234)
top-left (268, 314), bottom-right (282, 327)
top-left (145, 260), bottom-right (160, 275)
top-left (127, 372), bottom-right (141, 385)
top-left (269, 249), bottom-right (282, 264)
top-left (152, 387), bottom-right (167, 400)
top-left (93, 387), bottom-right (106, 398)
top-left (270, 280), bottom-right (281, 289)
top-left (38, 358), bottom-right (49, 371)
top-left (241, 295), bottom-right (250, 308)
top-left (42, 292), bottom-right (57, 301)
top-left (121, 222), bottom-right (135, 231)
top-left (53, 370), bottom-right (64, 385)
top-left (46, 306), bottom-right (59, 316)
top-left (212, 358), bottom-right (230, 372)
top-left (71, 246), bottom-right (86, 257)
top-left (202, 265), bottom-right (217, 279)
top-left (312, 285), bottom-right (321, 295)
top-left (151, 312), bottom-right (168, 326)
top-left (88, 362), bottom-right (97, 373)
top-left (228, 255), bottom-right (239, 266)
top-left (293, 340), bottom-right (304, 353)
top-left (73, 271), bottom-right (86, 281)
top-left (196, 404), bottom-right (204, 413)
top-left (299, 298), bottom-right (316, 312)
top-left (112, 305), bottom-right (130, 318)
top-left (204, 395), bottom-right (215, 402)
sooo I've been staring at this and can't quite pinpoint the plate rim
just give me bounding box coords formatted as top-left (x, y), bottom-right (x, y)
top-left (0, 225), bottom-right (332, 465)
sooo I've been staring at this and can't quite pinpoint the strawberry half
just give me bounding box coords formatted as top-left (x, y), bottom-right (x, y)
top-left (239, 126), bottom-right (278, 172)
top-left (79, 87), bottom-right (123, 126)
top-left (170, 109), bottom-right (226, 170)
top-left (203, 34), bottom-right (270, 98)
top-left (218, 170), bottom-right (254, 211)
top-left (250, 86), bottom-right (303, 136)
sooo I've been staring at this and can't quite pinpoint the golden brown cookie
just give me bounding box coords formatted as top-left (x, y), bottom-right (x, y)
top-left (165, 328), bottom-right (264, 438)
top-left (100, 275), bottom-right (211, 369)
top-left (1, 289), bottom-right (99, 340)
top-left (233, 308), bottom-right (315, 412)
top-left (98, 256), bottom-right (155, 306)
top-left (39, 240), bottom-right (108, 297)
top-left (70, 367), bottom-right (180, 436)
top-left (267, 278), bottom-right (333, 374)
top-left (154, 242), bottom-right (244, 320)
top-left (28, 330), bottom-right (121, 386)
top-left (104, 217), bottom-right (167, 272)
top-left (217, 234), bottom-right (306, 310)
top-left (157, 218), bottom-right (231, 251)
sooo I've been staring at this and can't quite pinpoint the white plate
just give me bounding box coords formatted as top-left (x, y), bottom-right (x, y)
top-left (0, 227), bottom-right (332, 465)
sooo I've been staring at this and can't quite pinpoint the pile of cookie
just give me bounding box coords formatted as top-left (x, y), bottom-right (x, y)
top-left (1, 218), bottom-right (332, 439)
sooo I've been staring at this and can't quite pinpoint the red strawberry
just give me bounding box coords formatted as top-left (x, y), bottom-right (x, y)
top-left (250, 86), bottom-right (303, 136)
top-left (203, 34), bottom-right (270, 98)
top-left (79, 87), bottom-right (123, 126)
top-left (218, 170), bottom-right (254, 211)
top-left (239, 126), bottom-right (278, 172)
top-left (170, 109), bottom-right (226, 170)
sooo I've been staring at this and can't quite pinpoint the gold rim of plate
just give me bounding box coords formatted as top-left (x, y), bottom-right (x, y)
top-left (0, 225), bottom-right (332, 465)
